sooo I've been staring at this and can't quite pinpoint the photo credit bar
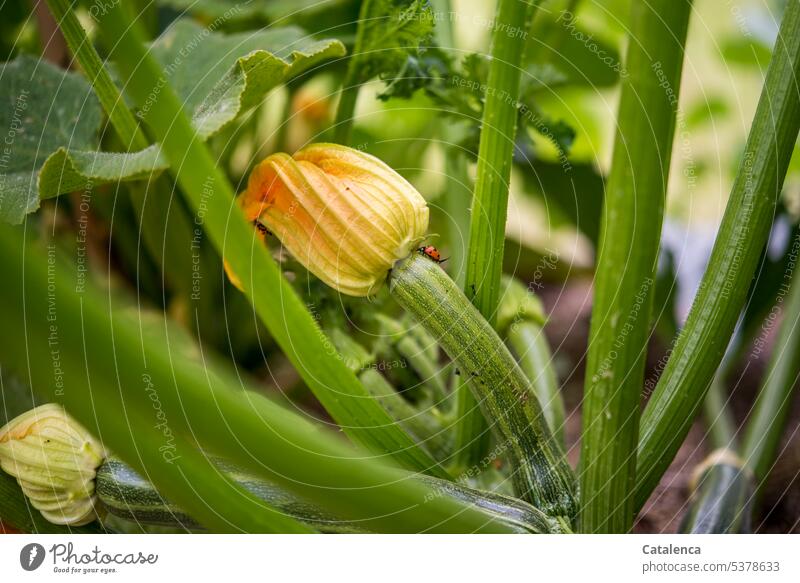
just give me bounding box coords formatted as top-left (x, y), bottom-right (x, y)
top-left (0, 535), bottom-right (798, 581)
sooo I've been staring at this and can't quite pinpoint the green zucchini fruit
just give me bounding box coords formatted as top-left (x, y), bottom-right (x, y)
top-left (96, 456), bottom-right (561, 533)
top-left (96, 457), bottom-right (359, 533)
top-left (680, 449), bottom-right (754, 534)
top-left (389, 253), bottom-right (578, 521)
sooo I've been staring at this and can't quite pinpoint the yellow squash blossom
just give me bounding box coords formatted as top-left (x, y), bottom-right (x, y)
top-left (234, 143), bottom-right (429, 297)
top-left (0, 404), bottom-right (105, 526)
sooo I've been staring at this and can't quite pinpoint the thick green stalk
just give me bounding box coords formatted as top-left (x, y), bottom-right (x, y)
top-left (464, 0), bottom-right (539, 318)
top-left (442, 148), bottom-right (472, 286)
top-left (0, 232), bottom-right (310, 532)
top-left (434, 0), bottom-right (470, 285)
top-left (390, 254), bottom-right (577, 520)
top-left (45, 0), bottom-right (147, 150)
top-left (333, 85), bottom-right (360, 145)
top-left (127, 177), bottom-right (198, 298)
top-left (508, 321), bottom-right (566, 445)
top-left (703, 379), bottom-right (737, 450)
top-left (451, 377), bottom-right (492, 470)
top-left (457, 0), bottom-right (540, 466)
top-left (332, 0), bottom-right (373, 144)
top-left (635, 1), bottom-right (800, 512)
top-left (45, 0), bottom-right (197, 302)
top-left (94, 1), bottom-right (448, 480)
top-left (702, 370), bottom-right (738, 450)
top-left (742, 255), bottom-right (800, 482)
top-left (395, 335), bottom-right (449, 403)
top-left (0, 225), bottom-right (513, 533)
top-left (581, 0), bottom-right (692, 533)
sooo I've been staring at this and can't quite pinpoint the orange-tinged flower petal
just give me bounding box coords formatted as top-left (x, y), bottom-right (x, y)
top-left (237, 143), bottom-right (429, 296)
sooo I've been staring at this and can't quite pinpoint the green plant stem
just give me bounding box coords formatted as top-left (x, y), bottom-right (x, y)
top-left (580, 0), bottom-right (692, 534)
top-left (442, 148), bottom-right (472, 286)
top-left (635, 1), bottom-right (800, 512)
top-left (127, 176), bottom-right (198, 297)
top-left (395, 335), bottom-right (449, 403)
top-left (274, 84), bottom-right (296, 152)
top-left (389, 254), bottom-right (577, 520)
top-left (0, 233), bottom-right (310, 533)
top-left (456, 0), bottom-right (540, 469)
top-left (45, 0), bottom-right (147, 150)
top-left (434, 0), bottom-right (470, 285)
top-left (332, 0), bottom-right (373, 145)
top-left (431, 0), bottom-right (455, 48)
top-left (464, 0), bottom-right (539, 321)
top-left (507, 321), bottom-right (565, 444)
top-left (45, 0), bottom-right (198, 303)
top-left (99, 455), bottom-right (556, 533)
top-left (359, 368), bottom-right (451, 461)
top-left (451, 376), bottom-right (491, 470)
top-left (0, 225), bottom-right (514, 533)
top-left (742, 263), bottom-right (800, 483)
top-left (333, 85), bottom-right (360, 145)
top-left (702, 369), bottom-right (738, 451)
top-left (94, 1), bottom-right (449, 480)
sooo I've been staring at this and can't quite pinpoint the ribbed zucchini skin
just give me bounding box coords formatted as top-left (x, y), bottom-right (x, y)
top-left (680, 453), bottom-right (754, 534)
top-left (389, 254), bottom-right (578, 520)
top-left (96, 457), bottom-right (559, 533)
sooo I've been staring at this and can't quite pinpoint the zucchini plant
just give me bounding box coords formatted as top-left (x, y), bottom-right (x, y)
top-left (1, 0), bottom-right (799, 535)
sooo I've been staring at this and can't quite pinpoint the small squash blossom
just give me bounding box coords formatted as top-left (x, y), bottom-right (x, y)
top-left (234, 143), bottom-right (429, 296)
top-left (0, 404), bottom-right (106, 526)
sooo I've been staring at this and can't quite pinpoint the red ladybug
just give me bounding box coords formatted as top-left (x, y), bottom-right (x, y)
top-left (418, 245), bottom-right (447, 263)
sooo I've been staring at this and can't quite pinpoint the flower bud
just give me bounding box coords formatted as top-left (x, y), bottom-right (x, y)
top-left (237, 143), bottom-right (429, 296)
top-left (0, 404), bottom-right (106, 526)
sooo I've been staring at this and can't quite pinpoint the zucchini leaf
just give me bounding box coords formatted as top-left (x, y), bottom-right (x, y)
top-left (349, 0), bottom-right (434, 85)
top-left (143, 20), bottom-right (345, 139)
top-left (157, 0), bottom-right (353, 24)
top-left (0, 55), bottom-right (103, 224)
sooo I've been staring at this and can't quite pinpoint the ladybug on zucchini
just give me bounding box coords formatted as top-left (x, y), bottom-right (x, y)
top-left (418, 245), bottom-right (447, 263)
